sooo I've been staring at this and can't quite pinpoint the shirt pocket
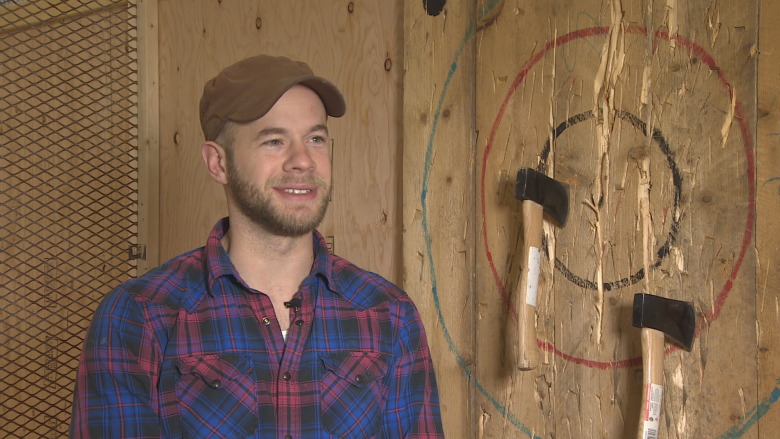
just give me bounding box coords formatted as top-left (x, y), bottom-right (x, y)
top-left (319, 351), bottom-right (390, 439)
top-left (173, 354), bottom-right (257, 439)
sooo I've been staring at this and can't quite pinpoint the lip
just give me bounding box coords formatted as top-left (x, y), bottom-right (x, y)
top-left (274, 185), bottom-right (319, 201)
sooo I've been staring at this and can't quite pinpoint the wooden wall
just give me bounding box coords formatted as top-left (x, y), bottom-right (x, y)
top-left (157, 0), bottom-right (403, 282)
top-left (3, 0), bottom-right (778, 435)
top-left (402, 0), bottom-right (780, 438)
top-left (756, 0), bottom-right (780, 436)
top-left (152, 0), bottom-right (780, 438)
top-left (403, 1), bottom-right (477, 436)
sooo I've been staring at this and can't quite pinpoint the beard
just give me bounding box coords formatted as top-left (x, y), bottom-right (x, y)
top-left (226, 153), bottom-right (331, 237)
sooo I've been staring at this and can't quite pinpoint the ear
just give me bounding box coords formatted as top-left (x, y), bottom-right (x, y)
top-left (201, 141), bottom-right (229, 185)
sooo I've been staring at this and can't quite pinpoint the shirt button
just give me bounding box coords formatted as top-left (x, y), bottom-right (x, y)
top-left (262, 317), bottom-right (270, 325)
top-left (295, 320), bottom-right (304, 326)
top-left (355, 374), bottom-right (364, 384)
top-left (284, 435), bottom-right (292, 439)
top-left (283, 372), bottom-right (291, 381)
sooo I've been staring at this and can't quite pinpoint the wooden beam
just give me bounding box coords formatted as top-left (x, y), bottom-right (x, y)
top-left (136, 0), bottom-right (160, 274)
top-left (402, 1), bottom-right (476, 437)
top-left (757, 0), bottom-right (780, 435)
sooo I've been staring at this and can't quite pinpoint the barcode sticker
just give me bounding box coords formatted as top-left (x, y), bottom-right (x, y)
top-left (525, 246), bottom-right (541, 306)
top-left (642, 383), bottom-right (663, 439)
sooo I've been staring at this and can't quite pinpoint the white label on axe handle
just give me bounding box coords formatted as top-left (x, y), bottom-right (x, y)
top-left (525, 246), bottom-right (541, 307)
top-left (643, 383), bottom-right (663, 439)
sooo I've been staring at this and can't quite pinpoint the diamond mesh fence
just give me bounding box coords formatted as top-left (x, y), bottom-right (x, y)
top-left (0, 1), bottom-right (139, 437)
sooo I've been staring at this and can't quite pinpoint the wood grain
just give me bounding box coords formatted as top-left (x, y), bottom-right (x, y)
top-left (471, 0), bottom-right (758, 438)
top-left (475, 3), bottom-right (561, 438)
top-left (158, 0), bottom-right (403, 283)
top-left (637, 328), bottom-right (665, 439)
top-left (1, 0), bottom-right (778, 437)
top-left (756, 0), bottom-right (780, 436)
top-left (402, 1), bottom-right (477, 437)
top-left (136, 0), bottom-right (160, 274)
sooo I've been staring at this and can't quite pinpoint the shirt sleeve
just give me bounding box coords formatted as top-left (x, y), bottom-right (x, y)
top-left (69, 287), bottom-right (162, 439)
top-left (382, 299), bottom-right (445, 438)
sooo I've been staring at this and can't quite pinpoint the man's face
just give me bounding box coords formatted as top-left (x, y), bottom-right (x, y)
top-left (224, 85), bottom-right (332, 237)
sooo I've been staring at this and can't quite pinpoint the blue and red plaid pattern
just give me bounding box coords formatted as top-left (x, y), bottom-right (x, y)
top-left (69, 218), bottom-right (444, 438)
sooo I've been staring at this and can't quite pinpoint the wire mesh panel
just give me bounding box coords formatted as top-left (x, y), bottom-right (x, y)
top-left (0, 1), bottom-right (138, 437)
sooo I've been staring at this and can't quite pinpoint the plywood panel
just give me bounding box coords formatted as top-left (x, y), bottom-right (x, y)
top-left (472, 0), bottom-right (758, 438)
top-left (756, 0), bottom-right (780, 436)
top-left (474, 1), bottom-right (559, 437)
top-left (398, 1), bottom-right (780, 436)
top-left (402, 1), bottom-right (477, 437)
top-left (158, 0), bottom-right (403, 282)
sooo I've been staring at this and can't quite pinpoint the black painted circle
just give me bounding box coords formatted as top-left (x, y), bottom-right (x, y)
top-left (538, 109), bottom-right (682, 291)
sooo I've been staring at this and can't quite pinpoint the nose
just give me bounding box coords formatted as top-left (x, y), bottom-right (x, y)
top-left (283, 139), bottom-right (316, 173)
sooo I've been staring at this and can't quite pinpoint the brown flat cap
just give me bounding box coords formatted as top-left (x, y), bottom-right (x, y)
top-left (199, 54), bottom-right (346, 141)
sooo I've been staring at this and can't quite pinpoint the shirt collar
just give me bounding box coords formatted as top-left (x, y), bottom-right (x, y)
top-left (204, 217), bottom-right (338, 296)
top-left (310, 229), bottom-right (337, 292)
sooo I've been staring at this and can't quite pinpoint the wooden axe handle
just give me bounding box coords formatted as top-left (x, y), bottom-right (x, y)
top-left (637, 327), bottom-right (665, 439)
top-left (515, 200), bottom-right (543, 370)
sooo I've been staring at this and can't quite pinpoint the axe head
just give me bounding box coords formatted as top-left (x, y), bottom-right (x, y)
top-left (515, 168), bottom-right (569, 226)
top-left (633, 293), bottom-right (695, 351)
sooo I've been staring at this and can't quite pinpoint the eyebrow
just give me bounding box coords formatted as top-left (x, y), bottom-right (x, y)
top-left (310, 124), bottom-right (329, 135)
top-left (253, 124), bottom-right (329, 141)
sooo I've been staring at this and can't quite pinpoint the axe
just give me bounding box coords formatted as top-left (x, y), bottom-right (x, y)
top-left (632, 293), bottom-right (695, 439)
top-left (513, 168), bottom-right (568, 370)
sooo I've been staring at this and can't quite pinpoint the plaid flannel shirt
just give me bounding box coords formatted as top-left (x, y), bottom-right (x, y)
top-left (69, 218), bottom-right (444, 438)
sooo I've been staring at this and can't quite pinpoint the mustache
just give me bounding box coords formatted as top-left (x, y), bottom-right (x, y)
top-left (264, 175), bottom-right (329, 189)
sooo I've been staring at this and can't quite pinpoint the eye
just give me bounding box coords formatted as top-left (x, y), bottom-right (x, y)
top-left (263, 138), bottom-right (283, 146)
top-left (310, 135), bottom-right (327, 144)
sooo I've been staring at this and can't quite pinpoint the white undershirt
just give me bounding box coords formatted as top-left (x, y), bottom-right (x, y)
top-left (281, 330), bottom-right (288, 342)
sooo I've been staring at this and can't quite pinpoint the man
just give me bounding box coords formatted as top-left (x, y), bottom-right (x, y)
top-left (69, 54), bottom-right (444, 438)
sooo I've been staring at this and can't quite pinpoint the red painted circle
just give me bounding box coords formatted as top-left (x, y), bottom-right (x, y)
top-left (482, 26), bottom-right (756, 369)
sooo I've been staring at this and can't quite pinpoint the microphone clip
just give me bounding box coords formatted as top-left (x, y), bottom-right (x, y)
top-left (284, 298), bottom-right (302, 310)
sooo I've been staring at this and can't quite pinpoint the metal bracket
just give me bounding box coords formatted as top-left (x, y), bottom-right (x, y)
top-left (128, 244), bottom-right (147, 261)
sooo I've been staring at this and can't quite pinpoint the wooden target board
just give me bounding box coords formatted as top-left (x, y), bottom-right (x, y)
top-left (477, 1), bottom-right (757, 437)
top-left (404, 0), bottom-right (778, 438)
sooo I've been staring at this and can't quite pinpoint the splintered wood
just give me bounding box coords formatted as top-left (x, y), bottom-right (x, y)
top-left (402, 0), bottom-right (765, 437)
top-left (474, 0), bottom-right (759, 437)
